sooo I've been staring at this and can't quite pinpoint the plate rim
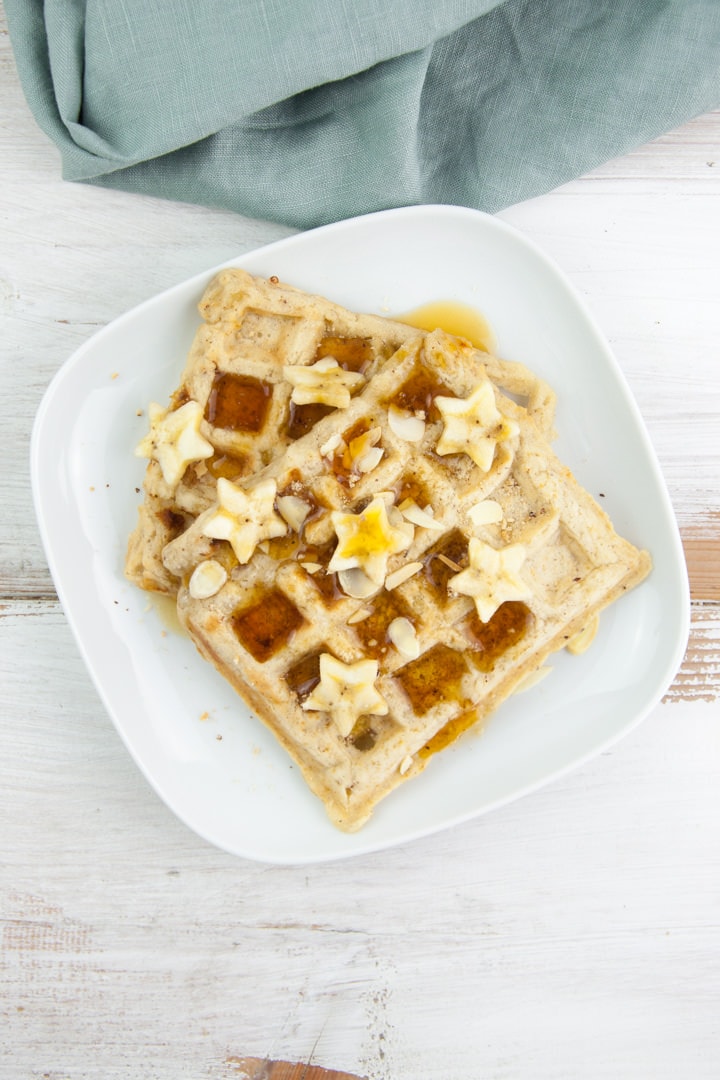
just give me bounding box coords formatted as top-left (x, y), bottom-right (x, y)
top-left (30, 203), bottom-right (691, 864)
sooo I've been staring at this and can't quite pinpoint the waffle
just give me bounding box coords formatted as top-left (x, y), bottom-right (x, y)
top-left (160, 327), bottom-right (651, 831)
top-left (125, 268), bottom-right (429, 593)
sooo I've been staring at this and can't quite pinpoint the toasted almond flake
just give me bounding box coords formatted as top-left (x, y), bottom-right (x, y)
top-left (355, 446), bottom-right (385, 474)
top-left (321, 432), bottom-right (343, 456)
top-left (468, 499), bottom-right (504, 527)
top-left (388, 616), bottom-right (420, 659)
top-left (438, 553), bottom-right (462, 572)
top-left (399, 755), bottom-right (414, 775)
top-left (387, 404), bottom-right (426, 442)
top-left (385, 561), bottom-right (423, 591)
top-left (566, 614), bottom-right (599, 655)
top-left (276, 494), bottom-right (311, 532)
top-left (513, 666), bottom-right (552, 694)
top-left (188, 559), bottom-right (228, 600)
top-left (347, 606), bottom-right (373, 625)
top-left (349, 426), bottom-right (381, 456)
top-left (399, 499), bottom-right (444, 531)
top-left (338, 567), bottom-right (380, 599)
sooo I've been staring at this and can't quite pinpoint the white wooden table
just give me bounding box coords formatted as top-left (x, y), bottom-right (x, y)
top-left (2, 9), bottom-right (719, 1078)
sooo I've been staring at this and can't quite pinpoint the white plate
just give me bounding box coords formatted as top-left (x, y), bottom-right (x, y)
top-left (31, 205), bottom-right (689, 864)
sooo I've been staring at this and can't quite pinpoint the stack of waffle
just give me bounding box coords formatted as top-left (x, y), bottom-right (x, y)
top-left (127, 269), bottom-right (650, 831)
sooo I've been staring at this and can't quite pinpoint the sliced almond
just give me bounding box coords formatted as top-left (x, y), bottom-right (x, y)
top-left (399, 499), bottom-right (444, 531)
top-left (320, 432), bottom-right (343, 456)
top-left (338, 567), bottom-right (380, 599)
top-left (468, 499), bottom-right (503, 527)
top-left (188, 559), bottom-right (228, 600)
top-left (385, 561), bottom-right (422, 591)
top-left (387, 404), bottom-right (426, 442)
top-left (355, 446), bottom-right (385, 474)
top-left (347, 606), bottom-right (373, 625)
top-left (349, 426), bottom-right (381, 456)
top-left (276, 494), bottom-right (312, 532)
top-left (388, 616), bottom-right (420, 659)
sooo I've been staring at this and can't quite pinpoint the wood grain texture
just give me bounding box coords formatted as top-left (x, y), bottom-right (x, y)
top-left (224, 1061), bottom-right (364, 1080)
top-left (664, 603), bottom-right (720, 703)
top-left (682, 516), bottom-right (720, 602)
top-left (1, 8), bottom-right (719, 1079)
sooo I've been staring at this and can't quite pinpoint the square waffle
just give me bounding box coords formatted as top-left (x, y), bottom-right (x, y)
top-left (125, 268), bottom-right (428, 594)
top-left (160, 326), bottom-right (651, 832)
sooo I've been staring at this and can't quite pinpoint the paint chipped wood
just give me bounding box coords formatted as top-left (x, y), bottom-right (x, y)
top-left (664, 603), bottom-right (720, 703)
top-left (682, 512), bottom-right (720, 602)
top-left (224, 1059), bottom-right (364, 1080)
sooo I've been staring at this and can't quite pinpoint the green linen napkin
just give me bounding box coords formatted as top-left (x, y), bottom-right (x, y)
top-left (6, 0), bottom-right (720, 228)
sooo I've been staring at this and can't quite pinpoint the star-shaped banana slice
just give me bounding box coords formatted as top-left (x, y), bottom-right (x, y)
top-left (283, 357), bottom-right (365, 408)
top-left (449, 537), bottom-right (530, 622)
top-left (435, 380), bottom-right (519, 471)
top-left (200, 477), bottom-right (287, 563)
top-left (302, 653), bottom-right (388, 737)
top-left (135, 400), bottom-right (214, 488)
top-left (328, 495), bottom-right (413, 587)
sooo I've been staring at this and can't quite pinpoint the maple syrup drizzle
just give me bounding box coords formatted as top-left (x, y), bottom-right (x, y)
top-left (397, 644), bottom-right (468, 716)
top-left (352, 590), bottom-right (413, 661)
top-left (231, 589), bottom-right (304, 662)
top-left (423, 530), bottom-right (469, 598)
top-left (149, 593), bottom-right (187, 636)
top-left (347, 715), bottom-right (377, 752)
top-left (330, 417), bottom-right (372, 483)
top-left (206, 452), bottom-right (248, 480)
top-left (418, 707), bottom-right (483, 760)
top-left (398, 300), bottom-right (495, 353)
top-left (286, 401), bottom-right (334, 440)
top-left (389, 365), bottom-right (453, 420)
top-left (466, 601), bottom-right (533, 673)
top-left (205, 372), bottom-right (272, 432)
top-left (316, 334), bottom-right (374, 373)
top-left (285, 652), bottom-right (322, 701)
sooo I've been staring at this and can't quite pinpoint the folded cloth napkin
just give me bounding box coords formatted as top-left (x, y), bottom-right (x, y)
top-left (6, 0), bottom-right (720, 228)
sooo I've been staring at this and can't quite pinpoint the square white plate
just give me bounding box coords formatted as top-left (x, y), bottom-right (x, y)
top-left (31, 205), bottom-right (689, 864)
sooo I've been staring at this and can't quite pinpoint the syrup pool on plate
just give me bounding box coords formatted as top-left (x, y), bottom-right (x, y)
top-left (150, 592), bottom-right (186, 635)
top-left (398, 300), bottom-right (495, 352)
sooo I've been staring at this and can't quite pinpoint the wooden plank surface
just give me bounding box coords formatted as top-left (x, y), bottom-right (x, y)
top-left (1, 8), bottom-right (719, 1079)
top-left (225, 1062), bottom-right (364, 1080)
